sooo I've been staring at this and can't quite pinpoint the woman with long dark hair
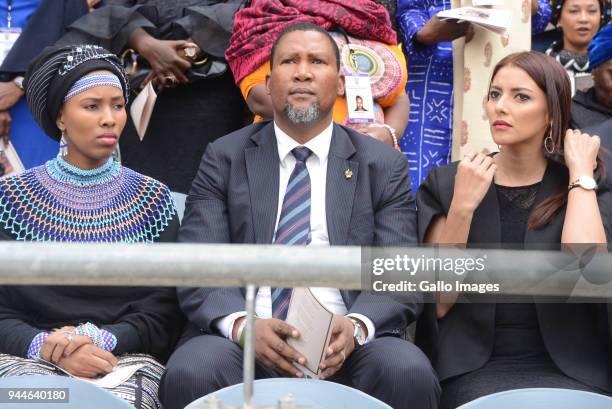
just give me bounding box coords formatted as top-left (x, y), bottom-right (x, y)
top-left (417, 51), bottom-right (612, 408)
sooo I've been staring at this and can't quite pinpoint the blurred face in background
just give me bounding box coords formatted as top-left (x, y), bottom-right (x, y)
top-left (558, 0), bottom-right (601, 54)
top-left (593, 60), bottom-right (612, 108)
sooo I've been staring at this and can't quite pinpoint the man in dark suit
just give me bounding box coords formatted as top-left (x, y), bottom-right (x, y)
top-left (160, 23), bottom-right (439, 409)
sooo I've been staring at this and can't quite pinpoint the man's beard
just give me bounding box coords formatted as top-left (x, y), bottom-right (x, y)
top-left (284, 101), bottom-right (321, 125)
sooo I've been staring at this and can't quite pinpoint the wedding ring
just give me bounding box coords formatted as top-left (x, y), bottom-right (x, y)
top-left (63, 332), bottom-right (74, 342)
top-left (340, 350), bottom-right (346, 364)
top-left (164, 75), bottom-right (177, 86)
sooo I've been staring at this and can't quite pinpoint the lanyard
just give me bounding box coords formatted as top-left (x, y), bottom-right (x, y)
top-left (6, 0), bottom-right (12, 29)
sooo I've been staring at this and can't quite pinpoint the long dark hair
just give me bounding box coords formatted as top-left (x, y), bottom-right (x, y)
top-left (489, 51), bottom-right (605, 230)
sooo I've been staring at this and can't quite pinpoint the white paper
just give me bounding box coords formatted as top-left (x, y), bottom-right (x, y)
top-left (130, 81), bottom-right (157, 140)
top-left (285, 288), bottom-right (334, 379)
top-left (78, 364), bottom-right (146, 388)
top-left (0, 28), bottom-right (21, 65)
top-left (0, 140), bottom-right (25, 178)
top-left (438, 7), bottom-right (512, 35)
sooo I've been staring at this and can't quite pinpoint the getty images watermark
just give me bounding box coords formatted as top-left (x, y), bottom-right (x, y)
top-left (361, 245), bottom-right (612, 302)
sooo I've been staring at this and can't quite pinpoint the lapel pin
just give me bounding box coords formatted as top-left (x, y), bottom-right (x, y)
top-left (345, 169), bottom-right (353, 179)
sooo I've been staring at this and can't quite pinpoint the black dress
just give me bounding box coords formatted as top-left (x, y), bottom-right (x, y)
top-left (439, 183), bottom-right (607, 409)
top-left (57, 0), bottom-right (253, 193)
top-left (415, 159), bottom-right (612, 408)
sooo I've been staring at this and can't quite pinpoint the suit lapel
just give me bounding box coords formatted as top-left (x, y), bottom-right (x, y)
top-left (326, 125), bottom-right (358, 245)
top-left (245, 123), bottom-right (280, 244)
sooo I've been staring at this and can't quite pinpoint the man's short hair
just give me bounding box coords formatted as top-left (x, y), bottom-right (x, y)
top-left (269, 23), bottom-right (340, 71)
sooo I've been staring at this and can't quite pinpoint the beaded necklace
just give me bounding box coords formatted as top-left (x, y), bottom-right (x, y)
top-left (0, 156), bottom-right (176, 242)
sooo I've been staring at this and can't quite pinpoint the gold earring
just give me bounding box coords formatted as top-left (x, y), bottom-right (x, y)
top-left (544, 132), bottom-right (555, 155)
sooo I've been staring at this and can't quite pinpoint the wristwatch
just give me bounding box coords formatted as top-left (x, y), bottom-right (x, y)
top-left (12, 76), bottom-right (24, 91)
top-left (348, 317), bottom-right (367, 347)
top-left (568, 176), bottom-right (597, 191)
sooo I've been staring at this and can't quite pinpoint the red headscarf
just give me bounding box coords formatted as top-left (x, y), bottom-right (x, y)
top-left (226, 0), bottom-right (397, 85)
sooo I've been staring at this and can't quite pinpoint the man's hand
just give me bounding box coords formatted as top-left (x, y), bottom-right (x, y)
top-left (246, 318), bottom-right (306, 377)
top-left (57, 344), bottom-right (117, 379)
top-left (319, 316), bottom-right (358, 380)
top-left (416, 16), bottom-right (471, 45)
top-left (0, 111), bottom-right (11, 145)
top-left (87, 0), bottom-right (101, 12)
top-left (0, 81), bottom-right (23, 112)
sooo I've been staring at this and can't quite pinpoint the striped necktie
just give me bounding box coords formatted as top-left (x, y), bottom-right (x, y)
top-left (272, 146), bottom-right (312, 320)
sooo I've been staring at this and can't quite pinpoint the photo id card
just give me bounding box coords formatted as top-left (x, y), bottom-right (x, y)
top-left (0, 28), bottom-right (21, 65)
top-left (345, 74), bottom-right (375, 123)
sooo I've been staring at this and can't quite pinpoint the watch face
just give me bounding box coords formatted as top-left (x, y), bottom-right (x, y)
top-left (578, 176), bottom-right (597, 190)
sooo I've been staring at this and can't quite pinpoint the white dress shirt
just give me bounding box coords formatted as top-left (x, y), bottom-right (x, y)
top-left (216, 121), bottom-right (375, 342)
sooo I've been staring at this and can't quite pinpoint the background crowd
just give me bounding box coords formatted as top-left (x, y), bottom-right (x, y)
top-left (0, 1), bottom-right (610, 409)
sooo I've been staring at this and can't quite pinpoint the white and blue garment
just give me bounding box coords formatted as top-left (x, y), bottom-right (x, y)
top-left (396, 0), bottom-right (551, 189)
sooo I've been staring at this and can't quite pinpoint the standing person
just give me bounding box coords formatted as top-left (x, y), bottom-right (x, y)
top-left (226, 0), bottom-right (409, 149)
top-left (570, 23), bottom-right (612, 129)
top-left (160, 23), bottom-right (439, 409)
top-left (0, 44), bottom-right (184, 409)
top-left (56, 0), bottom-right (252, 194)
top-left (546, 0), bottom-right (609, 75)
top-left (0, 0), bottom-right (99, 171)
top-left (397, 0), bottom-right (551, 189)
top-left (417, 51), bottom-right (612, 409)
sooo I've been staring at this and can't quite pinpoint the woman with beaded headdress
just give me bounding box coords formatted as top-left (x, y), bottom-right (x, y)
top-left (0, 44), bottom-right (184, 409)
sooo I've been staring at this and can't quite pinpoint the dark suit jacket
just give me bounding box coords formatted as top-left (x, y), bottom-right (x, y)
top-left (415, 158), bottom-right (612, 392)
top-left (177, 121), bottom-right (420, 339)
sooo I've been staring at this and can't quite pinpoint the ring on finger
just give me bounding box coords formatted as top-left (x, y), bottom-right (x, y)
top-left (63, 331), bottom-right (74, 342)
top-left (275, 341), bottom-right (285, 353)
top-left (340, 350), bottom-right (346, 364)
top-left (163, 74), bottom-right (177, 87)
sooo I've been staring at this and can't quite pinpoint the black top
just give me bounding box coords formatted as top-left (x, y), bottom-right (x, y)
top-left (492, 183), bottom-right (549, 362)
top-left (415, 158), bottom-right (612, 392)
top-left (571, 88), bottom-right (612, 131)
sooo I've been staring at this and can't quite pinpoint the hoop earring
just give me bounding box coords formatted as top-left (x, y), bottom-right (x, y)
top-left (59, 131), bottom-right (68, 157)
top-left (544, 133), bottom-right (555, 155)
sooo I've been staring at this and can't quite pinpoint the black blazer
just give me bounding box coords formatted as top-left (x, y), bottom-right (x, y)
top-left (415, 158), bottom-right (612, 392)
top-left (177, 121), bottom-right (421, 339)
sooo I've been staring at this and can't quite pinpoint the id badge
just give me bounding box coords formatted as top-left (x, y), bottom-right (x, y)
top-left (345, 74), bottom-right (375, 123)
top-left (0, 28), bottom-right (21, 65)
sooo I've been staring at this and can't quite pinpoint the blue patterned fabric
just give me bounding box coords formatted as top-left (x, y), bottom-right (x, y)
top-left (397, 0), bottom-right (551, 189)
top-left (272, 146), bottom-right (312, 321)
top-left (0, 155), bottom-right (176, 242)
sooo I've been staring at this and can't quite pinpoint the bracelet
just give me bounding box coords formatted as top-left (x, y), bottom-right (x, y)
top-left (27, 332), bottom-right (49, 359)
top-left (371, 123), bottom-right (399, 150)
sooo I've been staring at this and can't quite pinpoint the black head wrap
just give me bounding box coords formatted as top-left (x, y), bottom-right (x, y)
top-left (550, 0), bottom-right (610, 27)
top-left (24, 44), bottom-right (129, 141)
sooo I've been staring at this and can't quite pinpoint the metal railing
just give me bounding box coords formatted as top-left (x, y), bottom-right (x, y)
top-left (0, 242), bottom-right (611, 297)
top-left (1, 242), bottom-right (611, 408)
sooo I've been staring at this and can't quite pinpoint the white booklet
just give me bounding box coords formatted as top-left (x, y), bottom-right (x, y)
top-left (130, 81), bottom-right (157, 141)
top-left (38, 359), bottom-right (146, 389)
top-left (285, 288), bottom-right (335, 379)
top-left (437, 7), bottom-right (512, 35)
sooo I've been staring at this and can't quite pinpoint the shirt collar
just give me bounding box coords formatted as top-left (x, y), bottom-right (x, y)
top-left (274, 121), bottom-right (334, 166)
